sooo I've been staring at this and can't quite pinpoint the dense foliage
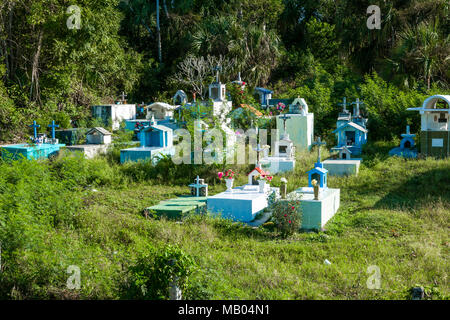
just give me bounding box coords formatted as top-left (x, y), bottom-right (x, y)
top-left (0, 0), bottom-right (449, 142)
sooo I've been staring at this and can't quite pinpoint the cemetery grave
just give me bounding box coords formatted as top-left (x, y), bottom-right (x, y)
top-left (388, 125), bottom-right (418, 158)
top-left (324, 98), bottom-right (365, 176)
top-left (1, 121), bottom-right (66, 161)
top-left (65, 127), bottom-right (112, 159)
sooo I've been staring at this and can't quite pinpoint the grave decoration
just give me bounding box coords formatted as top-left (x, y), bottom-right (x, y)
top-left (1, 121), bottom-right (65, 161)
top-left (331, 97), bottom-right (368, 156)
top-left (218, 169), bottom-right (235, 192)
top-left (259, 115), bottom-right (296, 173)
top-left (307, 137), bottom-right (328, 190)
top-left (291, 136), bottom-right (341, 230)
top-left (208, 65), bottom-right (232, 123)
top-left (275, 98), bottom-right (314, 152)
top-left (189, 176), bottom-right (208, 197)
top-left (407, 94), bottom-right (450, 158)
top-left (120, 115), bottom-right (175, 164)
top-left (65, 127), bottom-right (112, 159)
top-left (388, 125), bottom-right (418, 158)
top-left (324, 98), bottom-right (364, 176)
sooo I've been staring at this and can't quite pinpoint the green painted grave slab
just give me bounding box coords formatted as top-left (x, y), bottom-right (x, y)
top-left (145, 197), bottom-right (207, 219)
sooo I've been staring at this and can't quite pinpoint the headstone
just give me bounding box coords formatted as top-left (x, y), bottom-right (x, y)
top-left (388, 125), bottom-right (418, 158)
top-left (331, 97), bottom-right (368, 156)
top-left (189, 176), bottom-right (208, 197)
top-left (276, 99), bottom-right (314, 152)
top-left (120, 121), bottom-right (175, 163)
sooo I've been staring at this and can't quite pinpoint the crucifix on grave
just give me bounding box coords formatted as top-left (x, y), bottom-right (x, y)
top-left (29, 121), bottom-right (41, 142)
top-left (48, 120), bottom-right (59, 141)
top-left (279, 113), bottom-right (291, 139)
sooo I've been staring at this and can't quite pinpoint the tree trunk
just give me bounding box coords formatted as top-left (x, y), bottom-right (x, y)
top-left (30, 30), bottom-right (43, 103)
top-left (156, 0), bottom-right (162, 63)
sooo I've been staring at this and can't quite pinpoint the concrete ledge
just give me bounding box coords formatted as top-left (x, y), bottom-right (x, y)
top-left (260, 157), bottom-right (295, 174)
top-left (66, 144), bottom-right (109, 159)
top-left (207, 188), bottom-right (268, 222)
top-left (323, 159), bottom-right (361, 176)
top-left (292, 188), bottom-right (340, 230)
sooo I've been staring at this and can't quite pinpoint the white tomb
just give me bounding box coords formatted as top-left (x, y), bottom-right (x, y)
top-left (92, 104), bottom-right (136, 131)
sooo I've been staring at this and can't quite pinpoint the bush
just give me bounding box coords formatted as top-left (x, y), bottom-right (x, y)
top-left (271, 194), bottom-right (302, 237)
top-left (125, 245), bottom-right (196, 300)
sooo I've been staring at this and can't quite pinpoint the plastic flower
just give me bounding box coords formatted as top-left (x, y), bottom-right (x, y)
top-left (218, 172), bottom-right (224, 180)
top-left (281, 177), bottom-right (287, 183)
top-left (311, 179), bottom-right (318, 187)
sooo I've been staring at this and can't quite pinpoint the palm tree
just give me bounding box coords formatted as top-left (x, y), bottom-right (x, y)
top-left (394, 20), bottom-right (450, 89)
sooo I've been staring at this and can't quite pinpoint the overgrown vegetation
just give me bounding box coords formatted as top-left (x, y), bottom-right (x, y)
top-left (0, 148), bottom-right (448, 299)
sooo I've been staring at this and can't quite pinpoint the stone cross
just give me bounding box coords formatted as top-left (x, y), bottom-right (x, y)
top-left (48, 120), bottom-right (59, 140)
top-left (120, 91), bottom-right (127, 103)
top-left (254, 143), bottom-right (265, 165)
top-left (338, 97), bottom-right (350, 112)
top-left (313, 137), bottom-right (326, 163)
top-left (213, 65), bottom-right (222, 83)
top-left (29, 121), bottom-right (40, 140)
top-left (279, 113), bottom-right (291, 135)
top-left (351, 98), bottom-right (364, 116)
top-left (192, 176), bottom-right (202, 197)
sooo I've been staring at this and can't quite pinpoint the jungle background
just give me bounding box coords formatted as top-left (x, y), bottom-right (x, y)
top-left (0, 0), bottom-right (449, 143)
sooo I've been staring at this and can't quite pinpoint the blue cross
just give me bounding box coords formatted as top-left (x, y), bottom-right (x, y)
top-left (48, 120), bottom-right (59, 140)
top-left (29, 121), bottom-right (40, 140)
top-left (338, 97), bottom-right (350, 112)
top-left (313, 137), bottom-right (326, 163)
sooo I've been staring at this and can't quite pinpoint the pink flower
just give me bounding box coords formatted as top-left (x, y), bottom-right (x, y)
top-left (291, 206), bottom-right (295, 210)
top-left (284, 214), bottom-right (287, 217)
top-left (218, 172), bottom-right (224, 180)
top-left (289, 220), bottom-right (292, 224)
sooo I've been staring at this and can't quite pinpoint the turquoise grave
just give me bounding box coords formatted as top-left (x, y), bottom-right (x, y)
top-left (1, 121), bottom-right (65, 161)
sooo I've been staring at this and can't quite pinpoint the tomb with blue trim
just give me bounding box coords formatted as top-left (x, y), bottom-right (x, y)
top-left (1, 121), bottom-right (66, 161)
top-left (388, 125), bottom-right (418, 158)
top-left (120, 116), bottom-right (175, 163)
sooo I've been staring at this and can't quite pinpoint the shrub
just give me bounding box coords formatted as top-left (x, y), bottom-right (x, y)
top-left (271, 194), bottom-right (302, 237)
top-left (125, 245), bottom-right (196, 300)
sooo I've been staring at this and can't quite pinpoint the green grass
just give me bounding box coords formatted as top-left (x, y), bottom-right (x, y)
top-left (0, 146), bottom-right (448, 300)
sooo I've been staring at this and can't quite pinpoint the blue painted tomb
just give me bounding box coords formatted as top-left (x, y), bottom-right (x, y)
top-left (389, 125), bottom-right (418, 158)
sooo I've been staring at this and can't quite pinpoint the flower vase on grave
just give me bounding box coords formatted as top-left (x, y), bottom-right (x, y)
top-left (313, 185), bottom-right (319, 200)
top-left (225, 178), bottom-right (234, 192)
top-left (312, 179), bottom-right (319, 200)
